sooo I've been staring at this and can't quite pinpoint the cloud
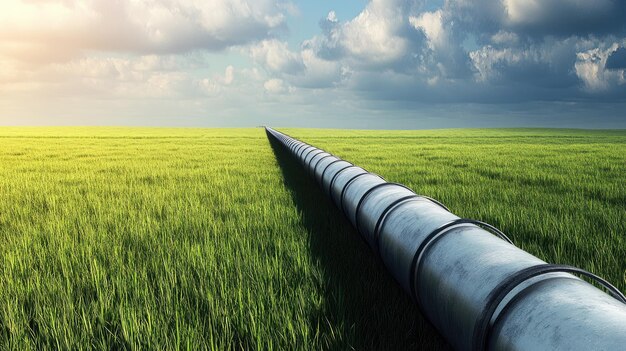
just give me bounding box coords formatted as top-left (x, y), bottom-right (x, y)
top-left (335, 2), bottom-right (409, 65)
top-left (263, 78), bottom-right (288, 93)
top-left (409, 9), bottom-right (470, 79)
top-left (449, 0), bottom-right (626, 38)
top-left (410, 10), bottom-right (445, 50)
top-left (223, 65), bottom-right (235, 85)
top-left (606, 47), bottom-right (626, 70)
top-left (263, 0), bottom-right (626, 106)
top-left (575, 44), bottom-right (626, 92)
top-left (308, 2), bottom-right (420, 68)
top-left (326, 10), bottom-right (338, 23)
top-left (2, 0), bottom-right (626, 127)
top-left (295, 47), bottom-right (345, 88)
top-left (248, 38), bottom-right (345, 89)
top-left (501, 0), bottom-right (625, 37)
top-left (0, 0), bottom-right (289, 110)
top-left (249, 39), bottom-right (304, 74)
top-left (0, 53), bottom-right (247, 101)
top-left (0, 0), bottom-right (288, 65)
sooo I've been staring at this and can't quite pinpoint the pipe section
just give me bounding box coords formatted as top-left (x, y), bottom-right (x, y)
top-left (265, 127), bottom-right (626, 351)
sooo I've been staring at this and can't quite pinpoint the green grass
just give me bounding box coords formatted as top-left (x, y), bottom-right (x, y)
top-left (0, 127), bottom-right (624, 350)
top-left (0, 127), bottom-right (445, 350)
top-left (284, 128), bottom-right (626, 292)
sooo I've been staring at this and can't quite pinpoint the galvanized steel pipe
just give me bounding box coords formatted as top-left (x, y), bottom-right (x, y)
top-left (265, 127), bottom-right (626, 351)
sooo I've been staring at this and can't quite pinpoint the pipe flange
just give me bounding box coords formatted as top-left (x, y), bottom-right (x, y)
top-left (309, 154), bottom-right (334, 177)
top-left (328, 165), bottom-right (359, 201)
top-left (302, 148), bottom-right (323, 166)
top-left (320, 159), bottom-right (352, 188)
top-left (354, 182), bottom-right (416, 235)
top-left (373, 195), bottom-right (425, 253)
top-left (472, 264), bottom-right (626, 351)
top-left (298, 145), bottom-right (314, 158)
top-left (410, 219), bottom-right (514, 308)
top-left (295, 143), bottom-right (308, 157)
top-left (339, 172), bottom-right (385, 216)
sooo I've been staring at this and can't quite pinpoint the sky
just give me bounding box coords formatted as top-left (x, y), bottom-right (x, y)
top-left (0, 0), bottom-right (625, 128)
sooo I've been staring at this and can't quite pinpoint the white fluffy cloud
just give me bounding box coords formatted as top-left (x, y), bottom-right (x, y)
top-left (2, 0), bottom-right (626, 127)
top-left (335, 1), bottom-right (409, 65)
top-left (0, 0), bottom-right (287, 65)
top-left (304, 0), bottom-right (419, 69)
top-left (264, 0), bottom-right (626, 104)
top-left (263, 78), bottom-right (287, 93)
top-left (575, 44), bottom-right (626, 92)
top-left (0, 0), bottom-right (287, 106)
top-left (250, 40), bottom-right (304, 74)
top-left (248, 37), bottom-right (345, 89)
top-left (410, 10), bottom-right (445, 51)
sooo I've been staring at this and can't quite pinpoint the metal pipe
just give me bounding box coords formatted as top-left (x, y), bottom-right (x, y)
top-left (307, 152), bottom-right (331, 175)
top-left (265, 127), bottom-right (626, 351)
top-left (320, 160), bottom-right (352, 194)
top-left (330, 166), bottom-right (369, 212)
top-left (313, 156), bottom-right (340, 185)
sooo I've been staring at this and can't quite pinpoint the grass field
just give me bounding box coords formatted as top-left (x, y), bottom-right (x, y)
top-left (0, 127), bottom-right (624, 350)
top-left (282, 128), bottom-right (626, 293)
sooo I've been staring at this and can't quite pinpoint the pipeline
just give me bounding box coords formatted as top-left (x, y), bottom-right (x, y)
top-left (265, 127), bottom-right (626, 351)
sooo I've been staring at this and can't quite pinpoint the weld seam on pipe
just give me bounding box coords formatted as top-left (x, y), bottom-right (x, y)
top-left (294, 144), bottom-right (304, 154)
top-left (339, 172), bottom-right (384, 216)
top-left (325, 164), bottom-right (353, 195)
top-left (473, 264), bottom-right (626, 351)
top-left (297, 146), bottom-right (311, 159)
top-left (310, 154), bottom-right (333, 176)
top-left (315, 158), bottom-right (340, 185)
top-left (320, 160), bottom-right (350, 189)
top-left (265, 127), bottom-right (626, 351)
top-left (372, 195), bottom-right (426, 251)
top-left (304, 150), bottom-right (325, 168)
top-left (306, 152), bottom-right (325, 171)
top-left (301, 148), bottom-right (318, 162)
top-left (328, 166), bottom-right (358, 198)
top-left (302, 148), bottom-right (317, 163)
top-left (354, 182), bottom-right (414, 235)
top-left (319, 159), bottom-right (343, 182)
top-left (410, 219), bottom-right (515, 305)
top-left (297, 145), bottom-right (311, 158)
top-left (420, 195), bottom-right (451, 212)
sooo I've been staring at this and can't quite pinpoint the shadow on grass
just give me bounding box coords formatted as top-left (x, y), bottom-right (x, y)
top-left (267, 133), bottom-right (451, 350)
